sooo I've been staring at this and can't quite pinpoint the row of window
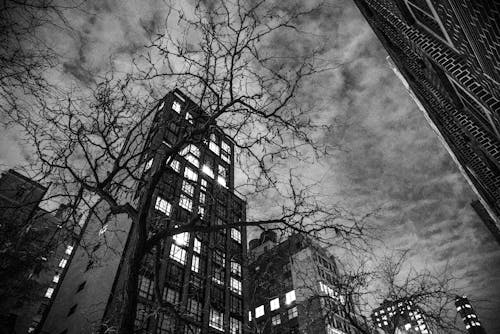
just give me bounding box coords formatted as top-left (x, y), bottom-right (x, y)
top-left (251, 290), bottom-right (296, 320)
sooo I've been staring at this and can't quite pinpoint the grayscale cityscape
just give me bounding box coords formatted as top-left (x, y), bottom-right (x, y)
top-left (0, 1), bottom-right (499, 334)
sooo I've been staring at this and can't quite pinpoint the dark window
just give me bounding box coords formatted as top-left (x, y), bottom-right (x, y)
top-left (230, 295), bottom-right (243, 314)
top-left (76, 281), bottom-right (86, 293)
top-left (67, 304), bottom-right (77, 317)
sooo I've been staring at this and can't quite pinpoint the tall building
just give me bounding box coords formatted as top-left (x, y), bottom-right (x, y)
top-left (0, 169), bottom-right (72, 334)
top-left (455, 296), bottom-right (486, 334)
top-left (247, 231), bottom-right (365, 334)
top-left (40, 89), bottom-right (248, 334)
top-left (371, 298), bottom-right (430, 334)
top-left (352, 0), bottom-right (500, 243)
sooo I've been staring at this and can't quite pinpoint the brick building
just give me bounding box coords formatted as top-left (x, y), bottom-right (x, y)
top-left (371, 298), bottom-right (430, 334)
top-left (351, 0), bottom-right (500, 243)
top-left (0, 170), bottom-right (73, 334)
top-left (40, 89), bottom-right (247, 334)
top-left (247, 231), bottom-right (366, 334)
top-left (455, 296), bottom-right (486, 334)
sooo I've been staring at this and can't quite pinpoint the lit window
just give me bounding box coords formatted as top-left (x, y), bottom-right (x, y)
top-left (65, 245), bottom-right (74, 255)
top-left (405, 324), bottom-right (411, 330)
top-left (217, 165), bottom-right (227, 187)
top-left (172, 101), bottom-right (181, 113)
top-left (248, 311), bottom-right (252, 322)
top-left (201, 179), bottom-right (208, 190)
top-left (230, 277), bottom-right (242, 295)
top-left (194, 238), bottom-right (202, 253)
top-left (181, 181), bottom-right (195, 196)
top-left (179, 195), bottom-right (193, 212)
top-left (230, 317), bottom-right (242, 334)
top-left (53, 274), bottom-right (60, 283)
top-left (155, 197), bottom-right (172, 215)
top-left (59, 259), bottom-right (67, 268)
top-left (199, 192), bottom-right (206, 204)
top-left (231, 260), bottom-right (241, 276)
top-left (230, 228), bottom-right (241, 243)
top-left (209, 134), bottom-right (220, 155)
top-left (144, 158), bottom-right (153, 171)
top-left (44, 287), bottom-right (54, 298)
top-left (209, 308), bottom-right (224, 331)
top-left (184, 167), bottom-right (198, 182)
top-left (271, 314), bottom-right (281, 325)
top-left (181, 145), bottom-right (200, 167)
top-left (173, 232), bottom-right (189, 246)
top-left (169, 244), bottom-right (187, 265)
top-left (202, 164), bottom-right (214, 179)
top-left (255, 305), bottom-right (264, 318)
top-left (98, 224), bottom-right (108, 235)
top-left (185, 112), bottom-right (194, 124)
top-left (158, 314), bottom-right (176, 333)
top-left (270, 297), bottom-right (280, 311)
top-left (213, 250), bottom-right (225, 267)
top-left (221, 140), bottom-right (231, 163)
top-left (169, 159), bottom-right (180, 172)
top-left (288, 306), bottom-right (298, 319)
top-left (158, 101), bottom-right (165, 110)
top-left (198, 207), bottom-right (205, 219)
top-left (192, 255), bottom-right (200, 273)
top-left (285, 290), bottom-right (296, 304)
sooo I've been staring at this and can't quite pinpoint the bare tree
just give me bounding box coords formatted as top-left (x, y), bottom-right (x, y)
top-left (2, 0), bottom-right (368, 332)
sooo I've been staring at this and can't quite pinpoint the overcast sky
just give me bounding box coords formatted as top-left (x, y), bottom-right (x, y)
top-left (1, 0), bottom-right (499, 332)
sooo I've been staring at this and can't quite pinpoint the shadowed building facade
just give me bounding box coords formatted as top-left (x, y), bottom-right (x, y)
top-left (40, 90), bottom-right (247, 333)
top-left (352, 0), bottom-right (500, 244)
top-left (247, 232), bottom-right (365, 334)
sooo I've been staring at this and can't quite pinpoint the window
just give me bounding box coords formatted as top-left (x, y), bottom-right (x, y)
top-left (172, 101), bottom-right (181, 113)
top-left (179, 195), bottom-right (193, 212)
top-left (194, 238), bottom-right (202, 253)
top-left (138, 275), bottom-right (153, 299)
top-left (184, 167), bottom-right (198, 182)
top-left (230, 228), bottom-right (241, 243)
top-left (201, 179), bottom-right (208, 190)
top-left (212, 266), bottom-right (225, 285)
top-left (248, 311), bottom-right (252, 322)
top-left (272, 314), bottom-right (281, 325)
top-left (191, 255), bottom-right (200, 273)
top-left (169, 159), bottom-right (180, 172)
top-left (45, 287), bottom-right (54, 298)
top-left (163, 287), bottom-right (180, 304)
top-left (230, 317), bottom-right (242, 334)
top-left (230, 277), bottom-right (242, 295)
top-left (158, 314), bottom-right (176, 333)
top-left (67, 304), bottom-right (77, 317)
top-left (155, 197), bottom-right (172, 215)
top-left (231, 260), bottom-right (241, 276)
top-left (98, 224), bottom-right (108, 235)
top-left (199, 192), bottom-right (206, 204)
top-left (202, 164), bottom-right (214, 179)
top-left (221, 140), bottom-right (231, 163)
top-left (158, 101), bottom-right (165, 110)
top-left (76, 281), bottom-right (86, 292)
top-left (285, 290), bottom-right (296, 304)
top-left (209, 133), bottom-right (220, 155)
top-left (169, 244), bottom-right (187, 265)
top-left (255, 305), bottom-right (264, 318)
top-left (198, 206), bottom-right (205, 219)
top-left (231, 296), bottom-right (242, 314)
top-left (288, 306), bottom-right (298, 319)
top-left (65, 245), bottom-right (74, 255)
top-left (209, 308), bottom-right (224, 331)
top-left (144, 158), bottom-right (153, 171)
top-left (270, 297), bottom-right (280, 311)
top-left (53, 274), bottom-right (60, 283)
top-left (181, 145), bottom-right (200, 167)
top-left (173, 232), bottom-right (189, 246)
top-left (135, 304), bottom-right (151, 330)
top-left (188, 299), bottom-right (202, 321)
top-left (217, 165), bottom-right (227, 187)
top-left (183, 325), bottom-right (201, 334)
top-left (213, 250), bottom-right (225, 267)
top-left (59, 259), bottom-right (67, 268)
top-left (181, 181), bottom-right (195, 197)
top-left (185, 112), bottom-right (194, 124)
